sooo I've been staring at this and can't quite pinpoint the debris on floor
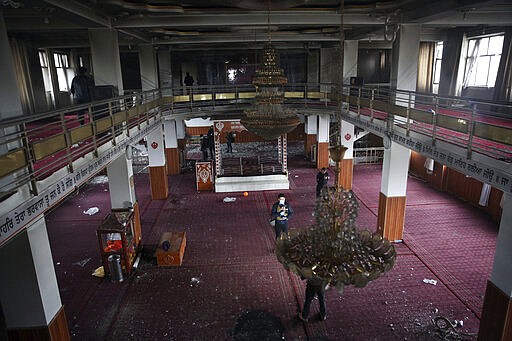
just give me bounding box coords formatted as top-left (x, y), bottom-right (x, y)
top-left (83, 207), bottom-right (99, 215)
top-left (422, 278), bottom-right (437, 285)
top-left (92, 266), bottom-right (105, 278)
top-left (73, 258), bottom-right (91, 267)
top-left (223, 197), bottom-right (236, 203)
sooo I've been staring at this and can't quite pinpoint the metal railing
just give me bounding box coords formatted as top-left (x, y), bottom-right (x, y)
top-left (0, 83), bottom-right (511, 198)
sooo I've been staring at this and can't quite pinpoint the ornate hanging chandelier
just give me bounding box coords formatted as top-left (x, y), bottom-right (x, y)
top-left (275, 186), bottom-right (396, 293)
top-left (240, 5), bottom-right (299, 140)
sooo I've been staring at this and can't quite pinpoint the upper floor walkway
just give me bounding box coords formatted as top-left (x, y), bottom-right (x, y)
top-left (0, 83), bottom-right (510, 246)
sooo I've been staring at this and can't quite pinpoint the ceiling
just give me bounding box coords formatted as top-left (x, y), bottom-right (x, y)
top-left (2, 0), bottom-right (512, 50)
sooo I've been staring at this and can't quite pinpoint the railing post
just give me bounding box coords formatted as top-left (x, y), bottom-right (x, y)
top-left (304, 84), bottom-right (308, 107)
top-left (21, 122), bottom-right (38, 196)
top-left (60, 111), bottom-right (73, 173)
top-left (212, 86), bottom-right (216, 109)
top-left (406, 91), bottom-right (411, 136)
top-left (357, 87), bottom-right (361, 116)
top-left (108, 102), bottom-right (116, 146)
top-left (235, 85), bottom-right (238, 109)
top-left (370, 88), bottom-right (375, 121)
top-left (432, 95), bottom-right (438, 146)
top-left (90, 105), bottom-right (99, 157)
top-left (467, 103), bottom-right (477, 159)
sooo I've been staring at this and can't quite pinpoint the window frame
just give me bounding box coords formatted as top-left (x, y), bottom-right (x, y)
top-left (462, 33), bottom-right (504, 88)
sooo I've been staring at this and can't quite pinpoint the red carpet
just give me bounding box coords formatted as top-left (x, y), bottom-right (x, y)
top-left (43, 155), bottom-right (496, 340)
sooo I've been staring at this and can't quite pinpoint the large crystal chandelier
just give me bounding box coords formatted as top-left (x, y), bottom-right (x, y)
top-left (241, 4), bottom-right (299, 140)
top-left (275, 186), bottom-right (396, 293)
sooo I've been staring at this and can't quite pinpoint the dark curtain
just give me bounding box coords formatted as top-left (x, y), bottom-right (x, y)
top-left (493, 29), bottom-right (512, 102)
top-left (438, 28), bottom-right (464, 98)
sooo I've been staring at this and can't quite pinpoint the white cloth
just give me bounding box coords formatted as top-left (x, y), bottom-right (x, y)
top-left (478, 183), bottom-right (491, 207)
top-left (424, 158), bottom-right (434, 175)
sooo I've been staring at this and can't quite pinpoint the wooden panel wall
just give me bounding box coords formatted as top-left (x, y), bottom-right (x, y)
top-left (316, 142), bottom-right (329, 169)
top-left (186, 123), bottom-right (305, 143)
top-left (409, 151), bottom-right (446, 191)
top-left (8, 306), bottom-right (70, 341)
top-left (409, 151), bottom-right (503, 223)
top-left (186, 126), bottom-right (209, 136)
top-left (338, 158), bottom-right (354, 190)
top-left (149, 165), bottom-right (169, 199)
top-left (478, 280), bottom-right (512, 341)
top-left (377, 192), bottom-right (406, 241)
top-left (165, 148), bottom-right (180, 175)
top-left (304, 134), bottom-right (316, 158)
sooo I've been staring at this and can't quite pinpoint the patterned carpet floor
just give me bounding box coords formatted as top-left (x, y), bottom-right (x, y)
top-left (42, 153), bottom-right (497, 340)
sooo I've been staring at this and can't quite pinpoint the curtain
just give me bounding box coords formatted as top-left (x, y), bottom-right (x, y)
top-left (493, 29), bottom-right (512, 102)
top-left (438, 29), bottom-right (464, 98)
top-left (416, 42), bottom-right (435, 93)
top-left (9, 38), bottom-right (34, 114)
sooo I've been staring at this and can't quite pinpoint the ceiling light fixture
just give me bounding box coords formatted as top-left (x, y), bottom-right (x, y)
top-left (240, 0), bottom-right (299, 140)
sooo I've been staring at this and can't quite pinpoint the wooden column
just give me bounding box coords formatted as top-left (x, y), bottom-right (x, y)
top-left (338, 158), bottom-right (353, 190)
top-left (377, 192), bottom-right (406, 241)
top-left (316, 142), bottom-right (329, 169)
top-left (149, 165), bottom-right (168, 199)
top-left (479, 281), bottom-right (512, 340)
top-left (133, 201), bottom-right (142, 244)
top-left (165, 148), bottom-right (180, 175)
top-left (304, 134), bottom-right (316, 159)
top-left (8, 306), bottom-right (70, 341)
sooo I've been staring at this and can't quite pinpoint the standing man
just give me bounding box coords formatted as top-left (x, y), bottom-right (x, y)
top-left (271, 193), bottom-right (293, 239)
top-left (184, 72), bottom-right (194, 86)
top-left (70, 67), bottom-right (94, 125)
top-left (207, 125), bottom-right (215, 159)
top-left (226, 131), bottom-right (235, 153)
top-left (316, 167), bottom-right (329, 197)
top-left (184, 72), bottom-right (194, 95)
top-left (200, 134), bottom-right (209, 161)
top-left (299, 278), bottom-right (328, 322)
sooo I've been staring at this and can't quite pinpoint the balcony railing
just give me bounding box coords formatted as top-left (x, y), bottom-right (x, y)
top-left (0, 83), bottom-right (510, 198)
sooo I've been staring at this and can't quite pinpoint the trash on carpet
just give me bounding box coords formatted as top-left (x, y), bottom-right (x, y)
top-left (92, 266), bottom-right (105, 277)
top-left (73, 258), bottom-right (91, 267)
top-left (190, 277), bottom-right (201, 286)
top-left (83, 207), bottom-right (100, 215)
top-left (223, 197), bottom-right (236, 203)
top-left (423, 278), bottom-right (437, 285)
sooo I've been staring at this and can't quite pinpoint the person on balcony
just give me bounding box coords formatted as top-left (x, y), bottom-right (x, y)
top-left (184, 72), bottom-right (194, 95)
top-left (70, 67), bottom-right (95, 125)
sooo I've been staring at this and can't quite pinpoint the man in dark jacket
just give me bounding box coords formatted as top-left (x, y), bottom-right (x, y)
top-left (200, 134), bottom-right (208, 161)
top-left (270, 193), bottom-right (293, 239)
top-left (207, 126), bottom-right (215, 159)
top-left (299, 278), bottom-right (328, 322)
top-left (226, 131), bottom-right (235, 153)
top-left (316, 167), bottom-right (329, 197)
top-left (70, 67), bottom-right (94, 125)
